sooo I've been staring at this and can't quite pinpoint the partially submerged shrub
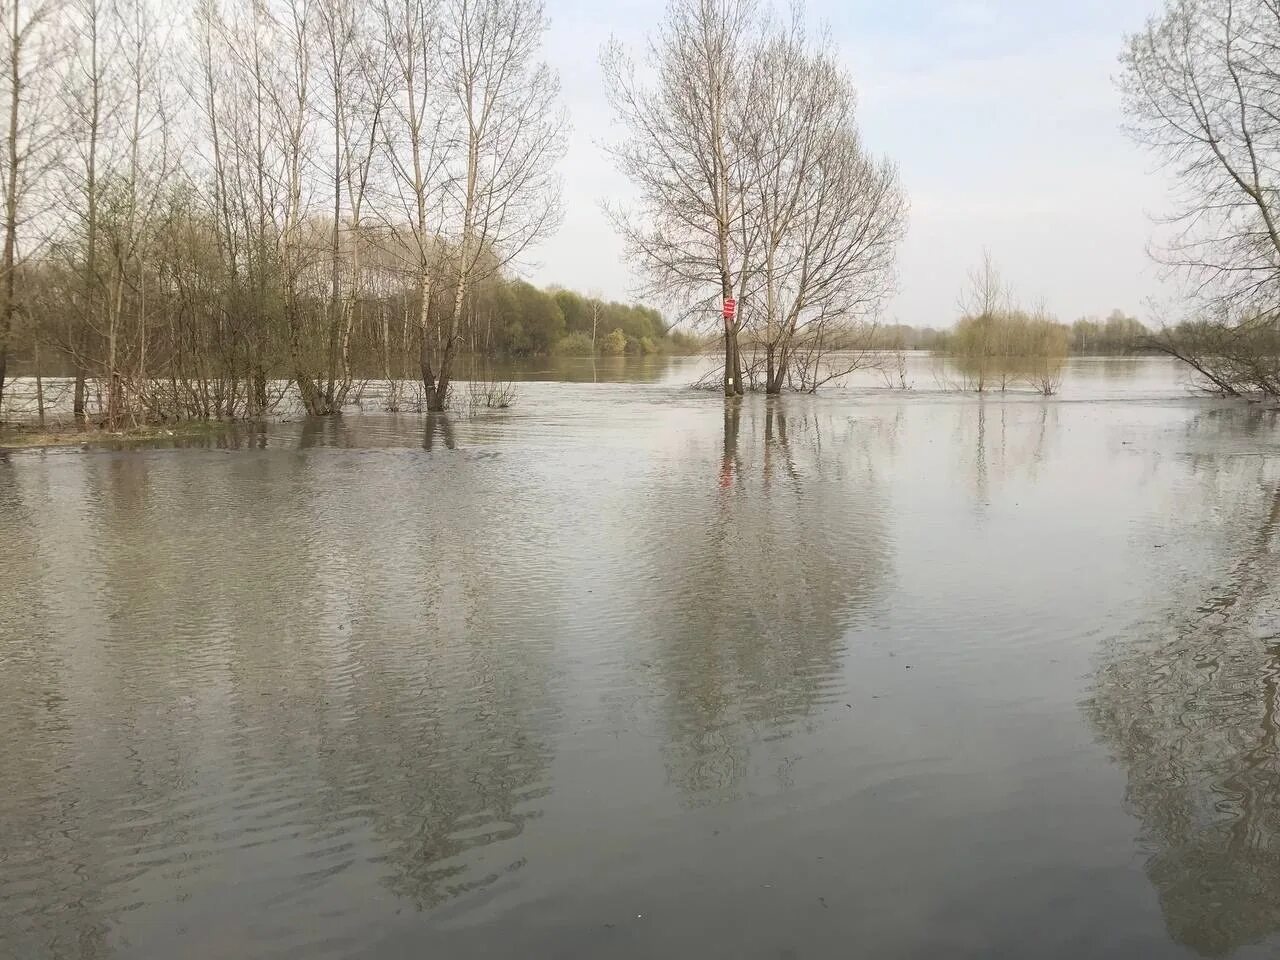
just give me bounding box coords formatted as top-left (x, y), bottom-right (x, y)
top-left (600, 327), bottom-right (628, 356)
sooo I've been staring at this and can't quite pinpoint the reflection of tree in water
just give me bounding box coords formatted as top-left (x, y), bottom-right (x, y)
top-left (951, 401), bottom-right (1058, 512)
top-left (206, 445), bottom-right (557, 912)
top-left (0, 441), bottom-right (559, 958)
top-left (1088, 442), bottom-right (1280, 958)
top-left (0, 460), bottom-right (115, 958)
top-left (423, 411), bottom-right (457, 450)
top-left (640, 398), bottom-right (893, 803)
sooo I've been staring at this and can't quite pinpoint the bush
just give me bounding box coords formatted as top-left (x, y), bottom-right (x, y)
top-left (600, 327), bottom-right (628, 355)
top-left (554, 331), bottom-right (596, 355)
top-left (949, 309), bottom-right (1069, 393)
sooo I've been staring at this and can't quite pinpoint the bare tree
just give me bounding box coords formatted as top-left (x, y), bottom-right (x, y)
top-left (315, 0), bottom-right (386, 412)
top-left (271, 0), bottom-right (324, 414)
top-left (96, 0), bottom-right (176, 427)
top-left (186, 0), bottom-right (294, 418)
top-left (604, 0), bottom-right (903, 396)
top-left (589, 290), bottom-right (600, 351)
top-left (739, 17), bottom-right (904, 394)
top-left (602, 0), bottom-right (759, 397)
top-left (61, 0), bottom-right (107, 420)
top-left (1123, 0), bottom-right (1280, 311)
top-left (0, 0), bottom-right (571, 426)
top-left (1122, 0), bottom-right (1280, 395)
top-left (379, 0), bottom-right (449, 406)
top-left (0, 0), bottom-right (63, 416)
top-left (431, 0), bottom-right (563, 411)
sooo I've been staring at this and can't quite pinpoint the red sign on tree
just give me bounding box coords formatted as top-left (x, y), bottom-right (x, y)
top-left (722, 298), bottom-right (736, 320)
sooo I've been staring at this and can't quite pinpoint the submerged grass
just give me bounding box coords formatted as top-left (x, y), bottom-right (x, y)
top-left (0, 420), bottom-right (230, 452)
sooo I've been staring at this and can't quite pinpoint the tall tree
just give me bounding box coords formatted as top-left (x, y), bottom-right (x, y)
top-left (738, 17), bottom-right (904, 393)
top-left (0, 0), bottom-right (63, 415)
top-left (602, 0), bottom-right (758, 397)
top-left (604, 0), bottom-right (903, 396)
top-left (1123, 0), bottom-right (1280, 395)
top-left (380, 0), bottom-right (449, 404)
top-left (1123, 0), bottom-right (1280, 312)
top-left (432, 0), bottom-right (563, 410)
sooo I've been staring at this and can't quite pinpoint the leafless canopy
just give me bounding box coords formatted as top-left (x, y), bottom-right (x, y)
top-left (0, 0), bottom-right (565, 422)
top-left (603, 0), bottom-right (905, 396)
top-left (1122, 0), bottom-right (1280, 394)
top-left (1123, 0), bottom-right (1280, 310)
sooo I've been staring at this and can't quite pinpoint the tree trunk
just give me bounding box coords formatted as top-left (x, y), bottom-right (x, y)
top-left (381, 301), bottom-right (392, 386)
top-left (731, 321), bottom-right (744, 396)
top-left (430, 285), bottom-right (458, 412)
top-left (253, 366), bottom-right (267, 414)
top-left (337, 242), bottom-right (357, 408)
top-left (418, 271), bottom-right (435, 401)
top-left (73, 370), bottom-right (86, 420)
top-left (0, 0), bottom-right (18, 421)
top-left (80, 2), bottom-right (101, 423)
top-left (33, 336), bottom-right (42, 424)
top-left (325, 108), bottom-right (341, 412)
top-left (419, 335), bottom-right (435, 400)
top-left (106, 271), bottom-right (125, 428)
top-left (766, 329), bottom-right (790, 394)
top-left (723, 320), bottom-right (734, 396)
top-left (286, 291), bottom-right (324, 416)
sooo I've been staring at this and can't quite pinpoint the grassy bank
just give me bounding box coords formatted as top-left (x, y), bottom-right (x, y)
top-left (0, 420), bottom-right (230, 452)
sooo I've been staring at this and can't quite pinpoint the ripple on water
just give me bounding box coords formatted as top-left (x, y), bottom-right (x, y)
top-left (7, 364), bottom-right (1280, 958)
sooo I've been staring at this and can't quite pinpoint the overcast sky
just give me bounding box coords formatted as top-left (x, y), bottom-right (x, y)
top-left (527, 0), bottom-right (1174, 329)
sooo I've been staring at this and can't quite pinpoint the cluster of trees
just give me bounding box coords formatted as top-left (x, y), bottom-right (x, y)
top-left (546, 288), bottom-right (700, 356)
top-left (11, 0), bottom-right (1248, 424)
top-left (869, 324), bottom-right (951, 352)
top-left (1069, 310), bottom-right (1148, 354)
top-left (603, 0), bottom-right (907, 396)
top-left (942, 255), bottom-right (1070, 395)
top-left (0, 0), bottom-right (569, 426)
top-left (444, 280), bottom-right (692, 359)
top-left (868, 309), bottom-right (1150, 358)
top-left (949, 311), bottom-right (1071, 396)
top-left (1122, 0), bottom-right (1280, 397)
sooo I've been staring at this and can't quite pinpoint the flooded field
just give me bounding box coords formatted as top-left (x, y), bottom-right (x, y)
top-left (4, 356), bottom-right (1280, 958)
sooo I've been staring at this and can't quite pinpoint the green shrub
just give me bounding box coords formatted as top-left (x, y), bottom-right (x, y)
top-left (554, 331), bottom-right (596, 355)
top-left (600, 327), bottom-right (628, 355)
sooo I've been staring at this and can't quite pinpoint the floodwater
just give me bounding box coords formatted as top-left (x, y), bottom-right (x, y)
top-left (3, 356), bottom-right (1280, 959)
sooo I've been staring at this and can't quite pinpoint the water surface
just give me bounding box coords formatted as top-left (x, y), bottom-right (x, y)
top-left (4, 356), bottom-right (1280, 958)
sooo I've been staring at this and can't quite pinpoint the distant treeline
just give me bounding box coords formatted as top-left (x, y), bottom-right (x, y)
top-left (426, 276), bottom-right (701, 360)
top-left (535, 287), bottom-right (702, 357)
top-left (865, 310), bottom-right (1151, 355)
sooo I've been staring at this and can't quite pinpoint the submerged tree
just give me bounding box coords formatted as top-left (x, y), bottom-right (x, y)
top-left (738, 17), bottom-right (904, 394)
top-left (0, 0), bottom-right (569, 423)
top-left (603, 0), bottom-right (904, 397)
top-left (429, 0), bottom-right (563, 411)
top-left (602, 0), bottom-right (759, 398)
top-left (947, 253), bottom-right (1069, 394)
top-left (1122, 0), bottom-right (1280, 396)
top-left (0, 0), bottom-right (64, 414)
